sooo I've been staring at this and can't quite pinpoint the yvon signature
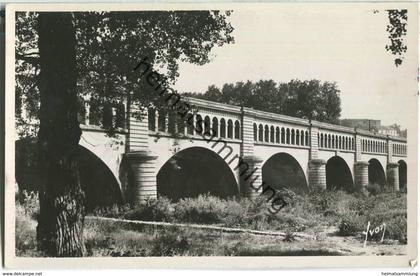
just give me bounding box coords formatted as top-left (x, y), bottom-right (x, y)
top-left (362, 221), bottom-right (386, 247)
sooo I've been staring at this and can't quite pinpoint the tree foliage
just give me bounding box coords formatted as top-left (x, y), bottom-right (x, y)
top-left (188, 79), bottom-right (342, 124)
top-left (15, 11), bottom-right (235, 137)
top-left (385, 9), bottom-right (408, 67)
top-left (16, 10), bottom-right (234, 257)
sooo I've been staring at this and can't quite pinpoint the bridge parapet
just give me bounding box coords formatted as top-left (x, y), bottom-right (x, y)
top-left (146, 105), bottom-right (242, 141)
top-left (78, 96), bottom-right (407, 159)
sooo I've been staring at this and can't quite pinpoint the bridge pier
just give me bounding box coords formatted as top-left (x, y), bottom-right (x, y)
top-left (308, 159), bottom-right (327, 191)
top-left (240, 155), bottom-right (264, 199)
top-left (354, 161), bottom-right (369, 190)
top-left (126, 151), bottom-right (158, 205)
top-left (387, 162), bottom-right (400, 191)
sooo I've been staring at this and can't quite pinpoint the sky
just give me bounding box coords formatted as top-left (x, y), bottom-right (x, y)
top-left (173, 3), bottom-right (418, 129)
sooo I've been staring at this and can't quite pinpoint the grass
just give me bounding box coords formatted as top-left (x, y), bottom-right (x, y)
top-left (16, 188), bottom-right (407, 257)
top-left (91, 190), bottom-right (408, 242)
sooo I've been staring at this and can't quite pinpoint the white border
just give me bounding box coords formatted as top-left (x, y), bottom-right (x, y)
top-left (4, 2), bottom-right (419, 269)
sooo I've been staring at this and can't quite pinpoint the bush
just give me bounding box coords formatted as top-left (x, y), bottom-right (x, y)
top-left (125, 197), bottom-right (175, 222)
top-left (86, 190), bottom-right (407, 244)
top-left (308, 190), bottom-right (343, 213)
top-left (15, 191), bottom-right (42, 256)
top-left (347, 196), bottom-right (374, 216)
top-left (173, 194), bottom-right (225, 224)
top-left (338, 213), bottom-right (365, 236)
top-left (274, 188), bottom-right (297, 208)
top-left (366, 183), bottom-right (382, 196)
top-left (19, 190), bottom-right (39, 219)
top-left (92, 203), bottom-right (131, 218)
top-left (16, 203), bottom-right (40, 256)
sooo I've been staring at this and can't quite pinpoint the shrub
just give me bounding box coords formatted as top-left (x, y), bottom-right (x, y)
top-left (283, 229), bottom-right (297, 242)
top-left (338, 213), bottom-right (365, 236)
top-left (366, 183), bottom-right (382, 196)
top-left (173, 194), bottom-right (225, 224)
top-left (16, 203), bottom-right (38, 255)
top-left (19, 190), bottom-right (39, 219)
top-left (219, 200), bottom-right (246, 227)
top-left (347, 196), bottom-right (374, 216)
top-left (125, 197), bottom-right (175, 222)
top-left (308, 190), bottom-right (342, 213)
top-left (274, 188), bottom-right (297, 208)
top-left (92, 203), bottom-right (131, 218)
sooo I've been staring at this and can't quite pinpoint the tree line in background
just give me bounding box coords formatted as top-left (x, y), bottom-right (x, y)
top-left (186, 79), bottom-right (342, 124)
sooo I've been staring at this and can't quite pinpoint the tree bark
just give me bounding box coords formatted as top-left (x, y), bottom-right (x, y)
top-left (36, 12), bottom-right (85, 257)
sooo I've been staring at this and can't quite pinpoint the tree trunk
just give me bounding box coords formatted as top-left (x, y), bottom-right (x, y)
top-left (36, 12), bottom-right (85, 257)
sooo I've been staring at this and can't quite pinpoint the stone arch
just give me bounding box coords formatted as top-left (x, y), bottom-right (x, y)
top-left (262, 152), bottom-right (308, 194)
top-left (195, 114), bottom-right (203, 135)
top-left (264, 125), bottom-right (269, 142)
top-left (204, 116), bottom-right (211, 134)
top-left (156, 147), bottom-right (239, 200)
top-left (157, 109), bottom-right (167, 132)
top-left (398, 160), bottom-right (407, 191)
top-left (234, 120), bottom-right (241, 139)
top-left (212, 117), bottom-right (219, 137)
top-left (301, 130), bottom-right (305, 145)
top-left (275, 127), bottom-right (280, 143)
top-left (78, 145), bottom-right (123, 210)
top-left (368, 158), bottom-right (386, 187)
top-left (227, 119), bottom-right (233, 138)
top-left (148, 107), bottom-right (156, 131)
top-left (296, 130), bottom-right (300, 145)
top-left (326, 156), bottom-right (354, 191)
top-left (186, 114), bottom-right (194, 135)
top-left (258, 124), bottom-right (264, 141)
top-left (220, 118), bottom-right (226, 138)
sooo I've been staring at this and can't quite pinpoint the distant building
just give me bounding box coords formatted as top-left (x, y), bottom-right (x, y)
top-left (340, 119), bottom-right (406, 137)
top-left (340, 119), bottom-right (381, 132)
top-left (378, 126), bottom-right (398, 137)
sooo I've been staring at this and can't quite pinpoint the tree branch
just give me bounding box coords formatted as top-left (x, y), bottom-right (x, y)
top-left (16, 52), bottom-right (40, 65)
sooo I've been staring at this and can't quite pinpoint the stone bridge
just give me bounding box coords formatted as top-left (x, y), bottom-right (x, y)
top-left (79, 97), bottom-right (407, 205)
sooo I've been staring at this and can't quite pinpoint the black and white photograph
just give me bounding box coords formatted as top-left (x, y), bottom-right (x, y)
top-left (3, 2), bottom-right (418, 269)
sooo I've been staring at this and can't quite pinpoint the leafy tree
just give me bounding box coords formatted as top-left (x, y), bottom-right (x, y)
top-left (16, 11), bottom-right (234, 256)
top-left (16, 11), bottom-right (234, 135)
top-left (282, 80), bottom-right (341, 124)
top-left (385, 10), bottom-right (408, 67)
top-left (192, 79), bottom-right (342, 124)
top-left (36, 12), bottom-right (84, 257)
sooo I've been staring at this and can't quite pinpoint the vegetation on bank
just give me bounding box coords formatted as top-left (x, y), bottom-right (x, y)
top-left (16, 189), bottom-right (407, 257)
